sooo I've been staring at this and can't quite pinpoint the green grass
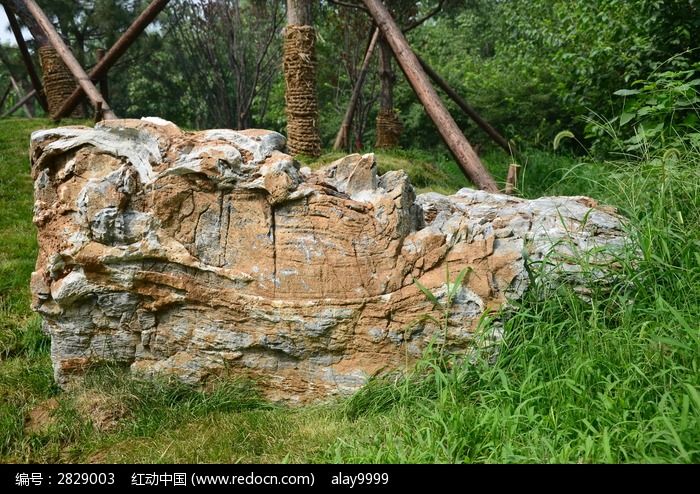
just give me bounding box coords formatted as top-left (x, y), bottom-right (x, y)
top-left (1, 118), bottom-right (698, 463)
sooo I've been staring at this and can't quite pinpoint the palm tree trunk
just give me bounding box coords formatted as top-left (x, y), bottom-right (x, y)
top-left (283, 0), bottom-right (321, 157)
top-left (38, 46), bottom-right (84, 117)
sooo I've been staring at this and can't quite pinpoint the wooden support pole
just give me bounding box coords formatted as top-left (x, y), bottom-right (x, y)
top-left (93, 100), bottom-right (103, 123)
top-left (21, 0), bottom-right (116, 119)
top-left (10, 76), bottom-right (32, 117)
top-left (361, 0), bottom-right (498, 192)
top-left (333, 27), bottom-right (380, 151)
top-left (417, 55), bottom-right (514, 157)
top-left (0, 83), bottom-right (12, 109)
top-left (3, 3), bottom-right (48, 111)
top-left (95, 48), bottom-right (109, 102)
top-left (53, 0), bottom-right (170, 120)
top-left (1, 89), bottom-right (36, 118)
top-left (505, 163), bottom-right (518, 195)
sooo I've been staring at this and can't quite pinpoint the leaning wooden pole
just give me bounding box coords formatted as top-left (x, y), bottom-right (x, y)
top-left (505, 163), bottom-right (518, 195)
top-left (0, 83), bottom-right (12, 109)
top-left (361, 0), bottom-right (497, 192)
top-left (333, 27), bottom-right (380, 151)
top-left (53, 0), bottom-right (170, 120)
top-left (10, 76), bottom-right (32, 117)
top-left (95, 48), bottom-right (109, 102)
top-left (417, 55), bottom-right (514, 157)
top-left (3, 3), bottom-right (48, 111)
top-left (1, 89), bottom-right (36, 118)
top-left (21, 0), bottom-right (116, 119)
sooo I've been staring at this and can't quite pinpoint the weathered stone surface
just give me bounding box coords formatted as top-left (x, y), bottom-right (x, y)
top-left (30, 118), bottom-right (627, 402)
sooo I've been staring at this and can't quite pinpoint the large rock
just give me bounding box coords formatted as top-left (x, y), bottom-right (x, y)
top-left (30, 119), bottom-right (626, 402)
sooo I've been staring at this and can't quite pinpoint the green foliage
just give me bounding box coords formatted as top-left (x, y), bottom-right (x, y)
top-left (603, 62), bottom-right (700, 154)
top-left (405, 0), bottom-right (700, 152)
top-left (414, 264), bottom-right (472, 343)
top-left (0, 44), bottom-right (43, 117)
top-left (4, 0), bottom-right (696, 157)
top-left (331, 145), bottom-right (700, 463)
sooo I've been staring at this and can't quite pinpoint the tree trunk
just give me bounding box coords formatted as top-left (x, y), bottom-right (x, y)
top-left (4, 0), bottom-right (84, 118)
top-left (3, 0), bottom-right (47, 45)
top-left (361, 0), bottom-right (498, 192)
top-left (38, 46), bottom-right (84, 118)
top-left (95, 48), bottom-right (109, 103)
top-left (284, 0), bottom-right (321, 157)
top-left (286, 0), bottom-right (311, 25)
top-left (375, 36), bottom-right (402, 148)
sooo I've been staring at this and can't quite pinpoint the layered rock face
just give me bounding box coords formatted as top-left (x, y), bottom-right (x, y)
top-left (30, 119), bottom-right (626, 402)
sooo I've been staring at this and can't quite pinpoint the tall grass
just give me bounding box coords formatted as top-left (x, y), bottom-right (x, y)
top-left (0, 118), bottom-right (698, 463)
top-left (330, 146), bottom-right (700, 463)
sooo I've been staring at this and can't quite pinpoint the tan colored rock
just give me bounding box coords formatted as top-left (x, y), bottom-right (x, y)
top-left (30, 118), bottom-right (627, 402)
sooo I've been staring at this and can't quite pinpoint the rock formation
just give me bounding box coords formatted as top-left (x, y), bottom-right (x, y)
top-left (30, 118), bottom-right (627, 402)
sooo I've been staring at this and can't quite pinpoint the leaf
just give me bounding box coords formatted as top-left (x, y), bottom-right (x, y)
top-left (451, 267), bottom-right (473, 298)
top-left (652, 335), bottom-right (692, 352)
top-left (413, 278), bottom-right (441, 309)
top-left (685, 384), bottom-right (700, 413)
top-left (613, 89), bottom-right (641, 96)
top-left (642, 122), bottom-right (665, 137)
top-left (619, 112), bottom-right (635, 125)
top-left (553, 130), bottom-right (575, 150)
top-left (686, 133), bottom-right (700, 145)
top-left (448, 267), bottom-right (472, 304)
top-left (656, 296), bottom-right (694, 335)
top-left (676, 97), bottom-right (700, 107)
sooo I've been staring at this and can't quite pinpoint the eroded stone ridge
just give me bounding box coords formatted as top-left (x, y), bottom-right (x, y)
top-left (30, 118), bottom-right (626, 401)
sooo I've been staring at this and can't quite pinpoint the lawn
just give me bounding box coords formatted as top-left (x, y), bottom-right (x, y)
top-left (1, 118), bottom-right (698, 463)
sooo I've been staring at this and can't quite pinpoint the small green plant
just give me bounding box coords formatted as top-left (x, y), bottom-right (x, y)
top-left (587, 60), bottom-right (700, 156)
top-left (412, 263), bottom-right (472, 353)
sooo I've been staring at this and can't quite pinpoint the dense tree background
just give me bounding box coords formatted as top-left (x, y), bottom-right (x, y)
top-left (1, 0), bottom-right (698, 154)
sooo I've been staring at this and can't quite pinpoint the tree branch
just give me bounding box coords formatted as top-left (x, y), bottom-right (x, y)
top-left (327, 0), bottom-right (368, 12)
top-left (403, 0), bottom-right (445, 33)
top-left (326, 0), bottom-right (445, 33)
